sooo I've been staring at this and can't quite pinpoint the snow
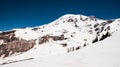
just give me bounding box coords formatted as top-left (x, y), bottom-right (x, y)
top-left (1, 30), bottom-right (120, 67)
top-left (14, 28), bottom-right (40, 40)
top-left (0, 39), bottom-right (4, 45)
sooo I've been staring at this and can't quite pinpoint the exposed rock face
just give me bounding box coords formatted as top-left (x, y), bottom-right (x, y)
top-left (89, 16), bottom-right (97, 21)
top-left (0, 31), bottom-right (35, 58)
top-left (38, 35), bottom-right (49, 44)
top-left (60, 43), bottom-right (67, 47)
top-left (99, 32), bottom-right (111, 41)
top-left (92, 36), bottom-right (98, 43)
top-left (38, 34), bottom-right (66, 44)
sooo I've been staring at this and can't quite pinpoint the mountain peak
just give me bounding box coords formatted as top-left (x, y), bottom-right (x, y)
top-left (55, 14), bottom-right (99, 24)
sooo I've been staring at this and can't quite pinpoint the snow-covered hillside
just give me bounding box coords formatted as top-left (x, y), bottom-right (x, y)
top-left (1, 28), bottom-right (120, 67)
top-left (0, 14), bottom-right (120, 65)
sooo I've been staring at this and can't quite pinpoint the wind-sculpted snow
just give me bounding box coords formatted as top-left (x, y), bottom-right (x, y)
top-left (0, 14), bottom-right (120, 65)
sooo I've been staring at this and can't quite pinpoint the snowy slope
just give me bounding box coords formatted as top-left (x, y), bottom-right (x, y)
top-left (0, 14), bottom-right (120, 65)
top-left (1, 30), bottom-right (120, 67)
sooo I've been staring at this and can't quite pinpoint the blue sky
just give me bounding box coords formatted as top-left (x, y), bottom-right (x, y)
top-left (0, 0), bottom-right (120, 31)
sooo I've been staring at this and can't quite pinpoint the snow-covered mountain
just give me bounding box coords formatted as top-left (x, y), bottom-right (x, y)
top-left (2, 29), bottom-right (120, 67)
top-left (0, 14), bottom-right (120, 65)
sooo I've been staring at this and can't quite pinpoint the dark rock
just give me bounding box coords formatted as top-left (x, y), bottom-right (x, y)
top-left (92, 36), bottom-right (98, 43)
top-left (101, 27), bottom-right (104, 32)
top-left (38, 34), bottom-right (66, 44)
top-left (0, 39), bottom-right (35, 58)
top-left (95, 28), bottom-right (100, 31)
top-left (94, 23), bottom-right (99, 28)
top-left (83, 43), bottom-right (86, 47)
top-left (89, 16), bottom-right (97, 21)
top-left (60, 43), bottom-right (67, 47)
top-left (38, 35), bottom-right (49, 44)
top-left (101, 22), bottom-right (106, 26)
top-left (67, 18), bottom-right (74, 22)
top-left (76, 46), bottom-right (80, 50)
top-left (71, 35), bottom-right (73, 37)
top-left (106, 20), bottom-right (114, 24)
top-left (82, 18), bottom-right (88, 21)
top-left (99, 32), bottom-right (111, 41)
top-left (0, 30), bottom-right (15, 35)
top-left (75, 23), bottom-right (79, 28)
top-left (63, 30), bottom-right (68, 33)
top-left (106, 26), bottom-right (111, 31)
top-left (88, 30), bottom-right (93, 34)
top-left (51, 34), bottom-right (65, 41)
top-left (32, 28), bottom-right (38, 31)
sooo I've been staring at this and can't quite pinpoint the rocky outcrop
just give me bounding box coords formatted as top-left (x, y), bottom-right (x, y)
top-left (0, 30), bottom-right (16, 44)
top-left (0, 31), bottom-right (35, 58)
top-left (60, 43), bottom-right (67, 47)
top-left (38, 34), bottom-right (66, 44)
top-left (99, 32), bottom-right (111, 41)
